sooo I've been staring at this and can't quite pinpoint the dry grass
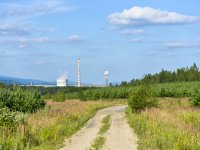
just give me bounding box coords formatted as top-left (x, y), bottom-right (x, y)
top-left (127, 98), bottom-right (200, 150)
top-left (29, 100), bottom-right (124, 129)
top-left (1, 100), bottom-right (124, 150)
top-left (29, 100), bottom-right (91, 127)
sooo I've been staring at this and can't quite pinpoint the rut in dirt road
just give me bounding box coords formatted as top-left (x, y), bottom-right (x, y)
top-left (102, 107), bottom-right (137, 150)
top-left (60, 106), bottom-right (137, 150)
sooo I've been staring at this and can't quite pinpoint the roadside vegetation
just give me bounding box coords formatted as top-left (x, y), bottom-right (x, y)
top-left (125, 63), bottom-right (200, 149)
top-left (127, 97), bottom-right (200, 150)
top-left (126, 69), bottom-right (200, 150)
top-left (0, 83), bottom-right (122, 150)
top-left (0, 98), bottom-right (119, 150)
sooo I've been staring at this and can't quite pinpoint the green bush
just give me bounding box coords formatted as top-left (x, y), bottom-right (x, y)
top-left (0, 108), bottom-right (27, 128)
top-left (0, 88), bottom-right (45, 113)
top-left (191, 89), bottom-right (200, 107)
top-left (128, 85), bottom-right (158, 113)
top-left (52, 91), bottom-right (66, 102)
top-left (0, 82), bottom-right (5, 88)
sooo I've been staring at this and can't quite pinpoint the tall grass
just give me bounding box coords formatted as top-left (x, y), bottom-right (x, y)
top-left (127, 98), bottom-right (200, 150)
top-left (0, 100), bottom-right (121, 150)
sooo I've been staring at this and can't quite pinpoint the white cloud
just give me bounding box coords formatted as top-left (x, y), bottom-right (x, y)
top-left (0, 0), bottom-right (73, 19)
top-left (108, 6), bottom-right (199, 26)
top-left (67, 35), bottom-right (83, 42)
top-left (15, 37), bottom-right (50, 48)
top-left (34, 60), bottom-right (59, 65)
top-left (16, 37), bottom-right (51, 48)
top-left (0, 24), bottom-right (32, 36)
top-left (145, 51), bottom-right (156, 56)
top-left (32, 37), bottom-right (51, 43)
top-left (0, 35), bottom-right (83, 48)
top-left (120, 29), bottom-right (144, 35)
top-left (130, 38), bottom-right (143, 43)
top-left (164, 40), bottom-right (200, 48)
top-left (0, 23), bottom-right (55, 36)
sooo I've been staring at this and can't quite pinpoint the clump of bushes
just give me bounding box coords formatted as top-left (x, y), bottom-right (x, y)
top-left (51, 91), bottom-right (66, 102)
top-left (128, 85), bottom-right (158, 113)
top-left (0, 108), bottom-right (27, 128)
top-left (0, 88), bottom-right (45, 113)
top-left (191, 89), bottom-right (200, 107)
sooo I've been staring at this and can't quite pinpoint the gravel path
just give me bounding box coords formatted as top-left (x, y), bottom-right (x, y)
top-left (60, 106), bottom-right (137, 150)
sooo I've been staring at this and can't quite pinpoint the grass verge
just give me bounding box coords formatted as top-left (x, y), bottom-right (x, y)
top-left (0, 100), bottom-right (121, 150)
top-left (126, 98), bottom-right (200, 150)
top-left (89, 115), bottom-right (111, 150)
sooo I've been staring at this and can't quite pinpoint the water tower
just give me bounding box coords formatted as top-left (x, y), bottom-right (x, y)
top-left (104, 71), bottom-right (110, 87)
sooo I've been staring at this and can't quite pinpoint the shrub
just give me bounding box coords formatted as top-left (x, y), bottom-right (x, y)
top-left (0, 108), bottom-right (28, 128)
top-left (128, 85), bottom-right (158, 113)
top-left (0, 88), bottom-right (45, 113)
top-left (52, 91), bottom-right (66, 102)
top-left (191, 89), bottom-right (200, 107)
top-left (0, 82), bottom-right (5, 88)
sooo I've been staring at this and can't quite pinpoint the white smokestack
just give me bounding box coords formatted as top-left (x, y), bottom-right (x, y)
top-left (77, 59), bottom-right (81, 87)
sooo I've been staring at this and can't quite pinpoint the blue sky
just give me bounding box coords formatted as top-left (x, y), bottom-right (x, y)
top-left (0, 0), bottom-right (200, 84)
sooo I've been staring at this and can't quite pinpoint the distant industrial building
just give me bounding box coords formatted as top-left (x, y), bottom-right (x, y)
top-left (57, 79), bottom-right (67, 87)
top-left (55, 58), bottom-right (83, 87)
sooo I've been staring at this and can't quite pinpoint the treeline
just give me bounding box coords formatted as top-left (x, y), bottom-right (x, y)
top-left (37, 87), bottom-right (131, 101)
top-left (1, 63), bottom-right (200, 103)
top-left (121, 63), bottom-right (200, 86)
top-left (24, 82), bottom-right (200, 101)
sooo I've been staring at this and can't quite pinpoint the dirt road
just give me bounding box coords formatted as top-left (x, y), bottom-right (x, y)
top-left (60, 106), bottom-right (137, 150)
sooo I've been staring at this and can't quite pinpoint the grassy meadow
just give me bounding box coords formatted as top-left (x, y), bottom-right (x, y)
top-left (127, 98), bottom-right (200, 150)
top-left (0, 100), bottom-right (124, 150)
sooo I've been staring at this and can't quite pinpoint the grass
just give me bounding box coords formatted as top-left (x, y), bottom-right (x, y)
top-left (126, 97), bottom-right (200, 150)
top-left (90, 136), bottom-right (105, 150)
top-left (89, 115), bottom-right (111, 150)
top-left (0, 100), bottom-right (122, 150)
top-left (99, 115), bottom-right (111, 135)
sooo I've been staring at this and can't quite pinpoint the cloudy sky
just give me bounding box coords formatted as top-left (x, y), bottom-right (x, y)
top-left (0, 0), bottom-right (199, 84)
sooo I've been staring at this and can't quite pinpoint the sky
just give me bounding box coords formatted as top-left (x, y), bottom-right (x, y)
top-left (0, 0), bottom-right (200, 84)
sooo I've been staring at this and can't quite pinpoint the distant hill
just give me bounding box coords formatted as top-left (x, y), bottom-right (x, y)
top-left (0, 75), bottom-right (91, 86)
top-left (0, 75), bottom-right (56, 86)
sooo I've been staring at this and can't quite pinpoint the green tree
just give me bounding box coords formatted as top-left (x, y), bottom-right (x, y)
top-left (128, 85), bottom-right (158, 113)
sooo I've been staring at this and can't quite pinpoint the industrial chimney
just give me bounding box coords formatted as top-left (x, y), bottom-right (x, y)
top-left (77, 58), bottom-right (81, 87)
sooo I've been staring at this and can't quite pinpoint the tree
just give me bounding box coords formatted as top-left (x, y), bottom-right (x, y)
top-left (128, 85), bottom-right (158, 113)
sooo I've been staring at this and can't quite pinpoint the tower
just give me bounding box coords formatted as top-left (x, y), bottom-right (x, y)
top-left (77, 58), bottom-right (81, 87)
top-left (104, 71), bottom-right (110, 87)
